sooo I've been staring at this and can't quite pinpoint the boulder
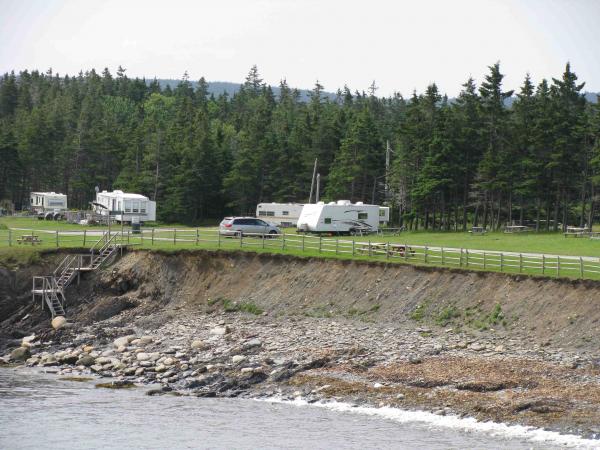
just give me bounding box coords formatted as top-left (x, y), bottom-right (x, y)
top-left (138, 336), bottom-right (154, 345)
top-left (136, 353), bottom-right (151, 361)
top-left (21, 335), bottom-right (36, 347)
top-left (76, 355), bottom-right (96, 367)
top-left (113, 335), bottom-right (136, 349)
top-left (191, 340), bottom-right (208, 350)
top-left (51, 316), bottom-right (67, 330)
top-left (232, 355), bottom-right (246, 364)
top-left (9, 347), bottom-right (31, 362)
top-left (210, 326), bottom-right (231, 336)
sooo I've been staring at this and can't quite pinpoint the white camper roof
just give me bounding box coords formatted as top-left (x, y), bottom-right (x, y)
top-left (31, 192), bottom-right (66, 197)
top-left (98, 190), bottom-right (149, 199)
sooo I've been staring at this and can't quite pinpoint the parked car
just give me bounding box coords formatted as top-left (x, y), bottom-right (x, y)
top-left (219, 217), bottom-right (281, 237)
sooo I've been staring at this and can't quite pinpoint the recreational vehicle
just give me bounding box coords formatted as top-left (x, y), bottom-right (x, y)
top-left (30, 192), bottom-right (67, 214)
top-left (256, 203), bottom-right (304, 227)
top-left (379, 206), bottom-right (390, 226)
top-left (94, 190), bottom-right (156, 223)
top-left (296, 200), bottom-right (382, 234)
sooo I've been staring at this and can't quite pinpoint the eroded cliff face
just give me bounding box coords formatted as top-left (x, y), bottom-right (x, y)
top-left (2, 249), bottom-right (600, 351)
top-left (3, 249), bottom-right (600, 439)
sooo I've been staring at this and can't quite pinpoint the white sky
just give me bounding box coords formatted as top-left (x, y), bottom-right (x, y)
top-left (0, 0), bottom-right (598, 97)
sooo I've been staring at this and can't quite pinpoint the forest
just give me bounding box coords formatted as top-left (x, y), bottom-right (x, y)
top-left (0, 63), bottom-right (598, 230)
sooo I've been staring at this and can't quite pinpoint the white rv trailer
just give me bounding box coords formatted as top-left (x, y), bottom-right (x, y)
top-left (296, 200), bottom-right (382, 234)
top-left (256, 203), bottom-right (304, 227)
top-left (379, 206), bottom-right (390, 226)
top-left (30, 192), bottom-right (67, 213)
top-left (94, 190), bottom-right (156, 223)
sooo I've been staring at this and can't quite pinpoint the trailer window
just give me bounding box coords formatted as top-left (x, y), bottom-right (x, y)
top-left (324, 218), bottom-right (331, 224)
top-left (132, 201), bottom-right (139, 213)
top-left (140, 201), bottom-right (146, 213)
top-left (358, 213), bottom-right (368, 220)
top-left (124, 200), bottom-right (132, 213)
top-left (282, 211), bottom-right (289, 216)
top-left (258, 211), bottom-right (267, 216)
top-left (379, 209), bottom-right (385, 217)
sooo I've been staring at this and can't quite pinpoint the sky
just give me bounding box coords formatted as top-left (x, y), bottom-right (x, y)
top-left (0, 0), bottom-right (599, 97)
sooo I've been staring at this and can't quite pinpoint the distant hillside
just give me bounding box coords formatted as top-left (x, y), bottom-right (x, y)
top-left (154, 79), bottom-right (599, 104)
top-left (154, 79), bottom-right (337, 102)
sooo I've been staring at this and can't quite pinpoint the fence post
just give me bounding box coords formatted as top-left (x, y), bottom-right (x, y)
top-left (386, 242), bottom-right (390, 260)
top-left (336, 238), bottom-right (339, 255)
top-left (8, 229), bottom-right (11, 247)
top-left (580, 257), bottom-right (584, 278)
top-left (262, 233), bottom-right (266, 249)
top-left (441, 247), bottom-right (444, 266)
top-left (459, 248), bottom-right (463, 266)
top-left (151, 228), bottom-right (155, 246)
top-left (352, 239), bottom-right (355, 257)
top-left (302, 234), bottom-right (305, 252)
top-left (83, 229), bottom-right (87, 247)
top-left (542, 255), bottom-right (545, 275)
top-left (519, 254), bottom-right (523, 273)
top-left (173, 228), bottom-right (177, 245)
top-left (56, 230), bottom-right (59, 247)
top-left (319, 236), bottom-right (322, 253)
top-left (405, 243), bottom-right (409, 261)
top-left (368, 240), bottom-right (372, 257)
top-left (240, 232), bottom-right (243, 248)
top-left (500, 253), bottom-right (504, 272)
top-left (217, 229), bottom-right (221, 249)
top-left (557, 255), bottom-right (560, 277)
top-left (483, 252), bottom-right (486, 269)
top-left (196, 228), bottom-right (199, 246)
top-left (282, 232), bottom-right (285, 251)
top-left (465, 249), bottom-right (468, 267)
top-left (424, 245), bottom-right (428, 263)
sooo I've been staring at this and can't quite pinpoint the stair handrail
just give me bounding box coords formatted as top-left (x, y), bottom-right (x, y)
top-left (52, 254), bottom-right (77, 279)
top-left (89, 231), bottom-right (111, 254)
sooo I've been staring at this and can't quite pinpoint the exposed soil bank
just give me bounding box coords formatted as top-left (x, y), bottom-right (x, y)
top-left (2, 249), bottom-right (600, 440)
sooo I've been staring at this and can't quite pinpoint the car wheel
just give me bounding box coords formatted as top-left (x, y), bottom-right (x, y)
top-left (269, 230), bottom-right (278, 238)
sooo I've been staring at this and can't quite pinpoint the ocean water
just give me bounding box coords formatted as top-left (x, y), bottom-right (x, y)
top-left (0, 368), bottom-right (596, 450)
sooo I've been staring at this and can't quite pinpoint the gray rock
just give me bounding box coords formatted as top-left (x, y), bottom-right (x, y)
top-left (76, 355), bottom-right (96, 367)
top-left (210, 326), bottom-right (231, 336)
top-left (113, 335), bottom-right (136, 349)
top-left (10, 347), bottom-right (31, 362)
top-left (191, 340), bottom-right (208, 350)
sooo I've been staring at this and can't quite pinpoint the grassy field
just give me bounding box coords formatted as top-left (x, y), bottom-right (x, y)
top-left (1, 216), bottom-right (599, 279)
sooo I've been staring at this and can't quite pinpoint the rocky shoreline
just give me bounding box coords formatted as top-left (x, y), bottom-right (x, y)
top-left (3, 309), bottom-right (600, 442)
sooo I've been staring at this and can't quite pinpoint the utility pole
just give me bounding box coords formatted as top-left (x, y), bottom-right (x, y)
top-left (316, 173), bottom-right (320, 202)
top-left (308, 158), bottom-right (318, 203)
top-left (385, 140), bottom-right (390, 201)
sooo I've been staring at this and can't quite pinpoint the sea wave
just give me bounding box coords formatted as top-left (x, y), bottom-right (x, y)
top-left (260, 396), bottom-right (600, 449)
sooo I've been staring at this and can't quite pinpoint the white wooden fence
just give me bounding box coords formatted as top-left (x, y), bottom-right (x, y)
top-left (2, 227), bottom-right (600, 280)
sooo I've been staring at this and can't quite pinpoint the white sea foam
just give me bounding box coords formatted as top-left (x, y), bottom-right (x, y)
top-left (260, 396), bottom-right (600, 449)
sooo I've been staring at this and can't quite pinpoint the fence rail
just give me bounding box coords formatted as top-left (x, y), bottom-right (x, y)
top-left (2, 227), bottom-right (600, 280)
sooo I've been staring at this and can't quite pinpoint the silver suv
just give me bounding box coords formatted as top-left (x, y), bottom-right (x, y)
top-left (219, 217), bottom-right (281, 237)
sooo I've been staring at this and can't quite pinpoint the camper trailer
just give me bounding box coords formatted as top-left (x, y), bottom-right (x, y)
top-left (296, 200), bottom-right (382, 234)
top-left (94, 190), bottom-right (156, 223)
top-left (379, 206), bottom-right (390, 226)
top-left (256, 203), bottom-right (304, 227)
top-left (30, 192), bottom-right (67, 214)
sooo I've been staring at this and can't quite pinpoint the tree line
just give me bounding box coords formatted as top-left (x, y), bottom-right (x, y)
top-left (0, 63), bottom-right (598, 230)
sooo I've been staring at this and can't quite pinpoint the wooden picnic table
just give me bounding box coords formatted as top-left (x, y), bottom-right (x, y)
top-left (357, 242), bottom-right (414, 257)
top-left (468, 226), bottom-right (487, 235)
top-left (504, 225), bottom-right (530, 233)
top-left (17, 234), bottom-right (42, 245)
top-left (564, 226), bottom-right (591, 238)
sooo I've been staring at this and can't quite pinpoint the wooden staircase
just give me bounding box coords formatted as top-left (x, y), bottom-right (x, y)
top-left (32, 231), bottom-right (124, 318)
